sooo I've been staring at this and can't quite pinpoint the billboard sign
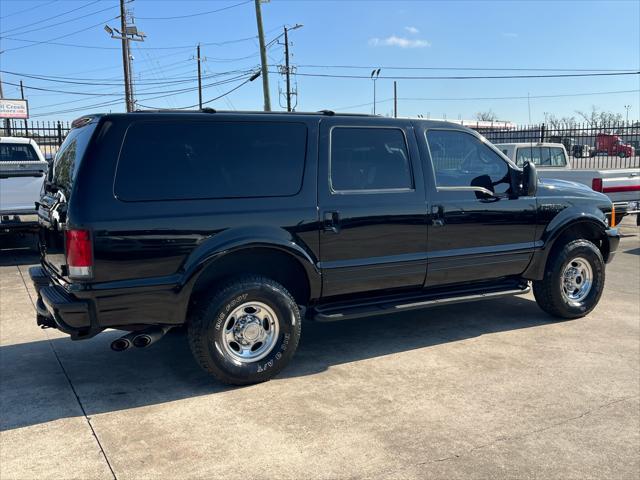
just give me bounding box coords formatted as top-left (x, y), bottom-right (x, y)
top-left (0, 99), bottom-right (29, 119)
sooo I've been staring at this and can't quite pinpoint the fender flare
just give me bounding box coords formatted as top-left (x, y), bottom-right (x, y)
top-left (523, 207), bottom-right (608, 280)
top-left (177, 226), bottom-right (321, 302)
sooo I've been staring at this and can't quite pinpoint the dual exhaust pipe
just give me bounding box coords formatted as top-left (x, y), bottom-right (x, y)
top-left (110, 326), bottom-right (170, 352)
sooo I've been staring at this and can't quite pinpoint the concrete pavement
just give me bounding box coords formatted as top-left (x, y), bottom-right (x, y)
top-left (1, 219), bottom-right (638, 479)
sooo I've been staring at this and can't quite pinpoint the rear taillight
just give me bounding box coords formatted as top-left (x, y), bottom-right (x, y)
top-left (65, 229), bottom-right (93, 279)
top-left (591, 178), bottom-right (603, 192)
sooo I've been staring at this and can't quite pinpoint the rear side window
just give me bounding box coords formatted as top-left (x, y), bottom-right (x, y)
top-left (52, 123), bottom-right (97, 196)
top-left (330, 127), bottom-right (413, 192)
top-left (115, 121), bottom-right (307, 201)
top-left (516, 146), bottom-right (566, 167)
top-left (0, 143), bottom-right (38, 162)
top-left (549, 147), bottom-right (567, 166)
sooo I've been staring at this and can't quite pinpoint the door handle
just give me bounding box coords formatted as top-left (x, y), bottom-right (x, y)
top-left (431, 205), bottom-right (445, 227)
top-left (323, 211), bottom-right (340, 233)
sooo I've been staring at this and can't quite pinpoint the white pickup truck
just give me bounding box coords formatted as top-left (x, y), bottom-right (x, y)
top-left (496, 142), bottom-right (640, 224)
top-left (0, 137), bottom-right (49, 234)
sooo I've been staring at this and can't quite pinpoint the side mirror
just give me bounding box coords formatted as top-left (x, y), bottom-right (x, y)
top-left (522, 161), bottom-right (538, 196)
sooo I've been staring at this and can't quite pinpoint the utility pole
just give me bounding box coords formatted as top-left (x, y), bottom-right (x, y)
top-left (393, 81), bottom-right (397, 118)
top-left (105, 1), bottom-right (145, 112)
top-left (254, 0), bottom-right (271, 111)
top-left (197, 44), bottom-right (203, 109)
top-left (119, 0), bottom-right (133, 112)
top-left (283, 27), bottom-right (291, 112)
top-left (280, 24), bottom-right (303, 112)
top-left (624, 104), bottom-right (631, 123)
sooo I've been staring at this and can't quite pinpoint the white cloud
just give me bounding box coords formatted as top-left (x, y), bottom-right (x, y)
top-left (502, 32), bottom-right (518, 38)
top-left (404, 26), bottom-right (419, 34)
top-left (369, 35), bottom-right (431, 48)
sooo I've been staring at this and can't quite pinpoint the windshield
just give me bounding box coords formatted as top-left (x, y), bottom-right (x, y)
top-left (51, 122), bottom-right (97, 196)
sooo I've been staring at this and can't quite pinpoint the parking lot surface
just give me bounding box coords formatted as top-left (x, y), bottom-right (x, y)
top-left (1, 219), bottom-right (638, 480)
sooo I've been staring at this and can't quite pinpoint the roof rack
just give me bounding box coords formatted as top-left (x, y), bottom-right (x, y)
top-left (130, 109), bottom-right (376, 117)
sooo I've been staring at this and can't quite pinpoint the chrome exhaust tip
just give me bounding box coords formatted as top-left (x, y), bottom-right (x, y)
top-left (132, 326), bottom-right (170, 349)
top-left (110, 337), bottom-right (132, 352)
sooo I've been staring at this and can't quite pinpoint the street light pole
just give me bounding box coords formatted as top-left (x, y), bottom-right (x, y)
top-left (624, 104), bottom-right (631, 123)
top-left (197, 44), bottom-right (203, 109)
top-left (371, 68), bottom-right (380, 115)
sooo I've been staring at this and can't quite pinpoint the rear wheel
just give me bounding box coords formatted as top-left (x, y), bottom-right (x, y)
top-left (533, 239), bottom-right (605, 319)
top-left (188, 276), bottom-right (301, 385)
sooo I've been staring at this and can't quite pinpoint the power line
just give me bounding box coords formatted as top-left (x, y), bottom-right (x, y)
top-left (1, 33), bottom-right (260, 53)
top-left (284, 71), bottom-right (640, 80)
top-left (333, 89), bottom-right (640, 111)
top-left (0, 0), bottom-right (58, 20)
top-left (30, 72), bottom-right (256, 117)
top-left (0, 0), bottom-right (106, 36)
top-left (2, 4), bottom-right (119, 38)
top-left (298, 64), bottom-right (639, 73)
top-left (138, 73), bottom-right (257, 110)
top-left (1, 16), bottom-right (119, 53)
top-left (136, 0), bottom-right (252, 20)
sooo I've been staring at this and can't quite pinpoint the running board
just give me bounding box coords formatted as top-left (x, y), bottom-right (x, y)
top-left (310, 283), bottom-right (531, 322)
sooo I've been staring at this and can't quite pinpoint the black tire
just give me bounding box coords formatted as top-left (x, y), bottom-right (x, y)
top-left (188, 275), bottom-right (301, 385)
top-left (533, 239), bottom-right (605, 319)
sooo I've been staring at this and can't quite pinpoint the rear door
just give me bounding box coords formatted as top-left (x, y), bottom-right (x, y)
top-left (318, 118), bottom-right (428, 298)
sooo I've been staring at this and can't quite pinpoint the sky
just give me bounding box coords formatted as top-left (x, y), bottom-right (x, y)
top-left (1, 0), bottom-right (639, 124)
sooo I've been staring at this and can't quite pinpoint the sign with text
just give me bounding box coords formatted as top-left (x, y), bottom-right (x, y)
top-left (0, 99), bottom-right (29, 119)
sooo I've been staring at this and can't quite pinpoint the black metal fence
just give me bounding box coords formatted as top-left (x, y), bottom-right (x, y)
top-left (0, 120), bottom-right (71, 159)
top-left (476, 121), bottom-right (640, 169)
top-left (2, 118), bottom-right (639, 169)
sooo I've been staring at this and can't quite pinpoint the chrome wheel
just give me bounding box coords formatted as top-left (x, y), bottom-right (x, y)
top-left (220, 301), bottom-right (279, 363)
top-left (561, 257), bottom-right (593, 304)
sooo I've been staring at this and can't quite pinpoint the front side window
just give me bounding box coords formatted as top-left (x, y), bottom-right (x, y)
top-left (426, 130), bottom-right (510, 194)
top-left (330, 127), bottom-right (413, 192)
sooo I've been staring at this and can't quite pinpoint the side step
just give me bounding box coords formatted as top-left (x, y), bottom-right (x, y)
top-left (310, 282), bottom-right (531, 322)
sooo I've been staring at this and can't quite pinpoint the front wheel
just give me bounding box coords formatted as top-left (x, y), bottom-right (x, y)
top-left (188, 276), bottom-right (302, 385)
top-left (533, 239), bottom-right (605, 319)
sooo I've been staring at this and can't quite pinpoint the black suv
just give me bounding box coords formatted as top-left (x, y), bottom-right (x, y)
top-left (30, 111), bottom-right (620, 385)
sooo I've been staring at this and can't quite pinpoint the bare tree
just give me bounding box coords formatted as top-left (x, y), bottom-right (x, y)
top-left (544, 113), bottom-right (577, 129)
top-left (475, 110), bottom-right (498, 122)
top-left (575, 105), bottom-right (623, 126)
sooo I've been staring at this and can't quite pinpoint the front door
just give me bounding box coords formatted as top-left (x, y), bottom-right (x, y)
top-left (318, 118), bottom-right (428, 298)
top-left (417, 127), bottom-right (537, 287)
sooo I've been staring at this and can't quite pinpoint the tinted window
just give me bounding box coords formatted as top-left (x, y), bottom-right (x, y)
top-left (0, 143), bottom-right (38, 162)
top-left (115, 121), bottom-right (307, 201)
top-left (52, 123), bottom-right (97, 196)
top-left (426, 130), bottom-right (510, 194)
top-left (330, 127), bottom-right (412, 191)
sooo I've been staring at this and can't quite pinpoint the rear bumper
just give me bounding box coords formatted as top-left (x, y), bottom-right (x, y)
top-left (605, 227), bottom-right (620, 264)
top-left (29, 265), bottom-right (95, 339)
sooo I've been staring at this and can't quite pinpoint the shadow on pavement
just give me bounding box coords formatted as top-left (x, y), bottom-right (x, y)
top-left (2, 295), bottom-right (560, 431)
top-left (0, 233), bottom-right (39, 266)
